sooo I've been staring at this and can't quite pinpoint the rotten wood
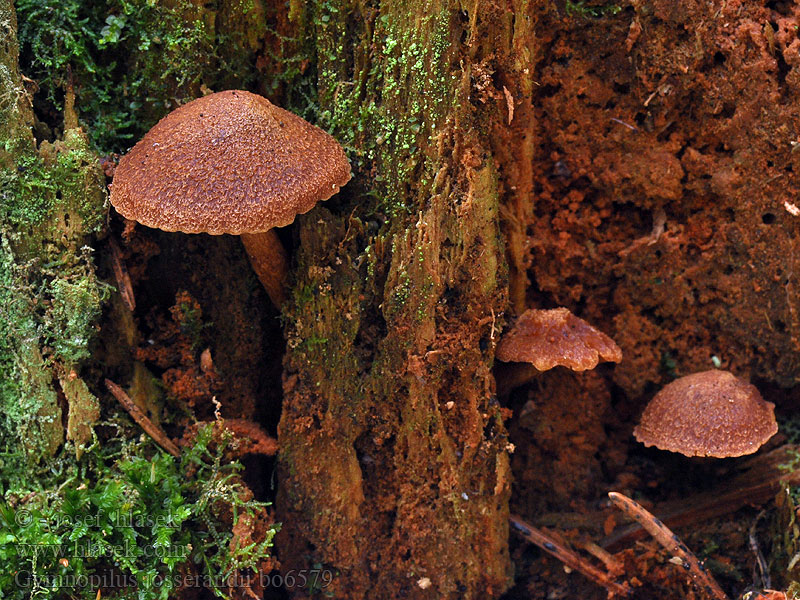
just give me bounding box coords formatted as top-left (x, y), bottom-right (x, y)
top-left (602, 444), bottom-right (800, 550)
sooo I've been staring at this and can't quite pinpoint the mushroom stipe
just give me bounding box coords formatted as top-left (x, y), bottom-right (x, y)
top-left (241, 230), bottom-right (289, 306)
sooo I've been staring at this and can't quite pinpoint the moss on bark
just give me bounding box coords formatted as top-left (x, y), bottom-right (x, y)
top-left (0, 0), bottom-right (108, 469)
top-left (274, 1), bottom-right (537, 597)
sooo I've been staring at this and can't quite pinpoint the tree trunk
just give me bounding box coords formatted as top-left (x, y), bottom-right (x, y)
top-left (275, 2), bottom-right (536, 598)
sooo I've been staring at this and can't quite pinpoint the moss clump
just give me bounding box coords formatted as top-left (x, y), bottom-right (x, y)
top-left (15, 0), bottom-right (263, 153)
top-left (1, 128), bottom-right (105, 245)
top-left (172, 290), bottom-right (207, 353)
top-left (45, 275), bottom-right (109, 363)
top-left (0, 125), bottom-right (109, 367)
top-left (0, 423), bottom-right (278, 600)
top-left (0, 126), bottom-right (108, 463)
top-left (0, 150), bottom-right (57, 229)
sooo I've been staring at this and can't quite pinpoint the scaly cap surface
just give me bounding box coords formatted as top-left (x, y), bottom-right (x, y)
top-left (634, 370), bottom-right (778, 458)
top-left (110, 90), bottom-right (351, 235)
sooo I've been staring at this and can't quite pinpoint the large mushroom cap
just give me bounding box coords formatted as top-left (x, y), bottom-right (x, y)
top-left (110, 90), bottom-right (351, 235)
top-left (634, 370), bottom-right (778, 458)
top-left (495, 307), bottom-right (622, 371)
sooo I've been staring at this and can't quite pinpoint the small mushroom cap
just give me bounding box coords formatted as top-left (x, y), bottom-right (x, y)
top-left (495, 307), bottom-right (622, 371)
top-left (110, 90), bottom-right (351, 235)
top-left (634, 370), bottom-right (778, 458)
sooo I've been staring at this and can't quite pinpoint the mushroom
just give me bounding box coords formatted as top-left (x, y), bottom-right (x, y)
top-left (109, 90), bottom-right (351, 307)
top-left (633, 369), bottom-right (778, 458)
top-left (494, 307), bottom-right (622, 395)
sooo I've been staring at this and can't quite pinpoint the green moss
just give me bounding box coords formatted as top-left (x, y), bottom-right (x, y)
top-left (50, 129), bottom-right (106, 234)
top-left (0, 151), bottom-right (53, 228)
top-left (0, 1), bottom-right (35, 164)
top-left (46, 276), bottom-right (109, 363)
top-left (174, 293), bottom-right (207, 352)
top-left (0, 238), bottom-right (63, 467)
top-left (3, 5), bottom-right (279, 597)
top-left (15, 0), bottom-right (262, 153)
top-left (0, 424), bottom-right (278, 600)
top-left (0, 121), bottom-right (109, 379)
top-left (565, 0), bottom-right (623, 18)
top-left (0, 240), bottom-right (107, 460)
top-left (0, 127), bottom-right (108, 465)
top-left (1, 129), bottom-right (104, 244)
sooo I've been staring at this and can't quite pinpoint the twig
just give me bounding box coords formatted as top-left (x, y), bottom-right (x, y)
top-left (509, 514), bottom-right (631, 597)
top-left (582, 540), bottom-right (624, 575)
top-left (105, 379), bottom-right (180, 456)
top-left (109, 238), bottom-right (135, 312)
top-left (610, 117), bottom-right (638, 132)
top-left (749, 510), bottom-right (770, 590)
top-left (608, 492), bottom-right (729, 600)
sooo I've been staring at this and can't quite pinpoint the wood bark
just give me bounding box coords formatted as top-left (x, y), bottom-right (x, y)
top-left (275, 2), bottom-right (537, 598)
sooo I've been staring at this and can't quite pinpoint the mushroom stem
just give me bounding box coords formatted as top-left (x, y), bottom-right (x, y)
top-left (494, 362), bottom-right (541, 396)
top-left (241, 230), bottom-right (288, 307)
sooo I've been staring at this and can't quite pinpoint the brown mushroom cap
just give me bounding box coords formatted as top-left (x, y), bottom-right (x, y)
top-left (634, 370), bottom-right (778, 458)
top-left (495, 307), bottom-right (622, 371)
top-left (110, 90), bottom-right (351, 235)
